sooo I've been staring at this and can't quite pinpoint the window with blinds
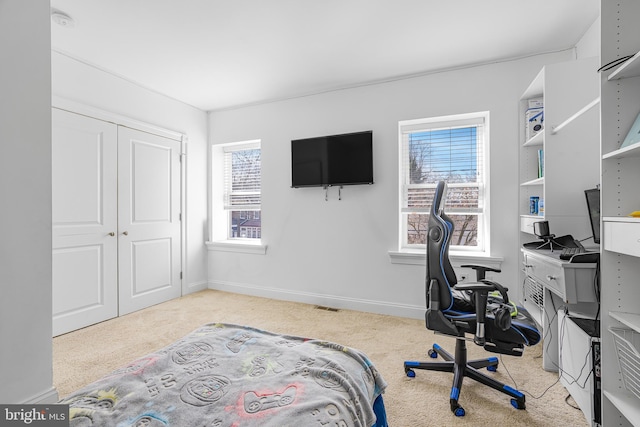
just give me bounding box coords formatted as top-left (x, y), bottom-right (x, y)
top-left (223, 142), bottom-right (261, 239)
top-left (399, 112), bottom-right (488, 252)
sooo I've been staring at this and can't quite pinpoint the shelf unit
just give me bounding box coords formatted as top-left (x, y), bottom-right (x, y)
top-left (518, 57), bottom-right (601, 306)
top-left (600, 1), bottom-right (640, 425)
top-left (518, 57), bottom-right (600, 240)
top-left (518, 70), bottom-right (544, 229)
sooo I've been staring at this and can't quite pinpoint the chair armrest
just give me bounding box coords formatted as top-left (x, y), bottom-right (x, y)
top-left (453, 282), bottom-right (491, 345)
top-left (453, 280), bottom-right (513, 344)
top-left (461, 264), bottom-right (501, 281)
top-left (453, 282), bottom-right (495, 292)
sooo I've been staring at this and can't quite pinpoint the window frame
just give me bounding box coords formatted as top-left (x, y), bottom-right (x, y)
top-left (398, 111), bottom-right (490, 256)
top-left (209, 140), bottom-right (266, 253)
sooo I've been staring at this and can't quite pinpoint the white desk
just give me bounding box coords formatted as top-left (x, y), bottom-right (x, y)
top-left (520, 248), bottom-right (598, 371)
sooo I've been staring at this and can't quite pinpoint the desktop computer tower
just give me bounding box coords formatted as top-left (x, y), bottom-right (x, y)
top-left (558, 311), bottom-right (601, 427)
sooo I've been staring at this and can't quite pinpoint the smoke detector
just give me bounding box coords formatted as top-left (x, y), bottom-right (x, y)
top-left (51, 9), bottom-right (75, 28)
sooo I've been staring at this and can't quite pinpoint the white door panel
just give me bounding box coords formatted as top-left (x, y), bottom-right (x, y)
top-left (53, 244), bottom-right (108, 314)
top-left (52, 108), bottom-right (118, 336)
top-left (131, 141), bottom-right (173, 222)
top-left (131, 238), bottom-right (173, 294)
top-left (118, 127), bottom-right (182, 315)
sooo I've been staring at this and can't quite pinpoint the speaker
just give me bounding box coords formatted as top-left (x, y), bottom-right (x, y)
top-left (533, 221), bottom-right (550, 237)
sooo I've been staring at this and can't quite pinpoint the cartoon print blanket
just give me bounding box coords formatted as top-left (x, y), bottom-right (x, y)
top-left (60, 323), bottom-right (388, 427)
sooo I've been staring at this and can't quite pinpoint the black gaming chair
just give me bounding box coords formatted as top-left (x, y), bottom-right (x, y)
top-left (403, 181), bottom-right (541, 417)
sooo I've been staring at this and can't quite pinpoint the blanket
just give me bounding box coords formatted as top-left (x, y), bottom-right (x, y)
top-left (60, 323), bottom-right (387, 427)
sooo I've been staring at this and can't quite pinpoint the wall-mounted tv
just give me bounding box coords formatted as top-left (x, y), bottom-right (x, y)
top-left (291, 130), bottom-right (373, 188)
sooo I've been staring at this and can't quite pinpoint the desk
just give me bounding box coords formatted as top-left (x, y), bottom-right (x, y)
top-left (520, 248), bottom-right (598, 371)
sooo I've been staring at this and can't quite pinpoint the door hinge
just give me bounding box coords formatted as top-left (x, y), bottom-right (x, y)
top-left (180, 272), bottom-right (183, 280)
top-left (179, 213), bottom-right (182, 221)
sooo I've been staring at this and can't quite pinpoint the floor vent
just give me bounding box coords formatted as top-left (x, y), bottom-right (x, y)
top-left (314, 305), bottom-right (340, 312)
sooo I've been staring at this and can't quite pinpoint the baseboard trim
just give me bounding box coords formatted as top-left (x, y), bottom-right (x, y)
top-left (21, 387), bottom-right (59, 404)
top-left (208, 280), bottom-right (424, 319)
top-left (185, 280), bottom-right (208, 294)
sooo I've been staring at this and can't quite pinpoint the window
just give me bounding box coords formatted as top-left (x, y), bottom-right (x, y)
top-left (399, 112), bottom-right (489, 254)
top-left (222, 141), bottom-right (261, 240)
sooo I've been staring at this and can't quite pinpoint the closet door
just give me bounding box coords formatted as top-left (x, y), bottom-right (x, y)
top-left (52, 108), bottom-right (118, 336)
top-left (117, 127), bottom-right (182, 315)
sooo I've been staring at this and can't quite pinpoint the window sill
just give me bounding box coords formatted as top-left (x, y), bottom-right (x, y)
top-left (206, 240), bottom-right (267, 255)
top-left (388, 250), bottom-right (503, 269)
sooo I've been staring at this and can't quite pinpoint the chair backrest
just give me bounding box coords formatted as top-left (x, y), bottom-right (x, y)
top-left (426, 181), bottom-right (457, 312)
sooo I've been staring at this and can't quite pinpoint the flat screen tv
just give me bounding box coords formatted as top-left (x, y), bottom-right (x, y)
top-left (291, 130), bottom-right (373, 188)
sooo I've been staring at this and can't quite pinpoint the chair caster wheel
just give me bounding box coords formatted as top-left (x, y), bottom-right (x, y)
top-left (428, 349), bottom-right (437, 359)
top-left (452, 405), bottom-right (465, 417)
top-left (406, 369), bottom-right (415, 378)
top-left (510, 398), bottom-right (526, 410)
top-left (487, 365), bottom-right (497, 372)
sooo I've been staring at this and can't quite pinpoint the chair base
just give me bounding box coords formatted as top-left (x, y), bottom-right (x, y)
top-left (403, 339), bottom-right (526, 417)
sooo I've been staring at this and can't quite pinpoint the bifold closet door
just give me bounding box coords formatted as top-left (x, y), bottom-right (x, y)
top-left (52, 109), bottom-right (183, 336)
top-left (117, 126), bottom-right (182, 315)
top-left (52, 108), bottom-right (118, 336)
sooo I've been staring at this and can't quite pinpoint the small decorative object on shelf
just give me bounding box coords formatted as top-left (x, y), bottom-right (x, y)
top-left (529, 196), bottom-right (539, 215)
top-left (526, 107), bottom-right (544, 140)
top-left (537, 149), bottom-right (544, 178)
top-left (620, 110), bottom-right (640, 149)
top-left (538, 199), bottom-right (544, 217)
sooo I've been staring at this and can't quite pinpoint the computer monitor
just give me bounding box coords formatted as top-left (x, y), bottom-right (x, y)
top-left (584, 188), bottom-right (600, 244)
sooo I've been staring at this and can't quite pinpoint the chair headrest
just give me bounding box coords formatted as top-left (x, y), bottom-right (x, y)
top-left (432, 181), bottom-right (448, 216)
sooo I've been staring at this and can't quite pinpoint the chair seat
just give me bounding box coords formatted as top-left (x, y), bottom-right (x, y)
top-left (444, 289), bottom-right (541, 348)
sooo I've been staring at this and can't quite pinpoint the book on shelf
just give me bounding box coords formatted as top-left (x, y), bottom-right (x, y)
top-left (537, 149), bottom-right (544, 178)
top-left (621, 110), bottom-right (640, 149)
top-left (525, 106), bottom-right (544, 141)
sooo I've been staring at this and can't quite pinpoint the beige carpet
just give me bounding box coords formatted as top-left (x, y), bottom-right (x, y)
top-left (53, 289), bottom-right (587, 426)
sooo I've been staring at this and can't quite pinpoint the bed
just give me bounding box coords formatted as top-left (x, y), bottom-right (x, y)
top-left (60, 323), bottom-right (388, 427)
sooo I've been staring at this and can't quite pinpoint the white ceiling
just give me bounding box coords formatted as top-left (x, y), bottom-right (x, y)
top-left (50, 0), bottom-right (599, 112)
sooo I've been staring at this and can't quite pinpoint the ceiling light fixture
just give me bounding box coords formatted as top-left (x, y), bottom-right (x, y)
top-left (51, 9), bottom-right (75, 28)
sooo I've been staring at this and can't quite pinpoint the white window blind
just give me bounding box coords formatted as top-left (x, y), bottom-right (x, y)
top-left (399, 113), bottom-right (488, 250)
top-left (223, 143), bottom-right (261, 211)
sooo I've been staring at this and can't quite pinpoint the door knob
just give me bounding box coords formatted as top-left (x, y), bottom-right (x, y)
top-left (122, 231), bottom-right (129, 236)
top-left (108, 232), bottom-right (115, 237)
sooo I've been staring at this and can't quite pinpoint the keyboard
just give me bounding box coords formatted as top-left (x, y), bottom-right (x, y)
top-left (559, 245), bottom-right (586, 260)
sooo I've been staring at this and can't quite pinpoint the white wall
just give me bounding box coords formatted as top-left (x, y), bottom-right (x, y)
top-left (0, 0), bottom-right (56, 403)
top-left (208, 50), bottom-right (574, 319)
top-left (52, 52), bottom-right (209, 293)
top-left (576, 16), bottom-right (601, 59)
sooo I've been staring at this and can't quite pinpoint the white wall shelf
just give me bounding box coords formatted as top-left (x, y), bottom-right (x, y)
top-left (521, 214), bottom-right (544, 219)
top-left (603, 216), bottom-right (640, 223)
top-left (603, 391), bottom-right (640, 427)
top-left (608, 51), bottom-right (640, 81)
top-left (520, 177), bottom-right (544, 186)
top-left (521, 69), bottom-right (544, 99)
top-left (523, 132), bottom-right (543, 147)
top-left (603, 139), bottom-right (640, 159)
top-left (610, 312), bottom-right (640, 333)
